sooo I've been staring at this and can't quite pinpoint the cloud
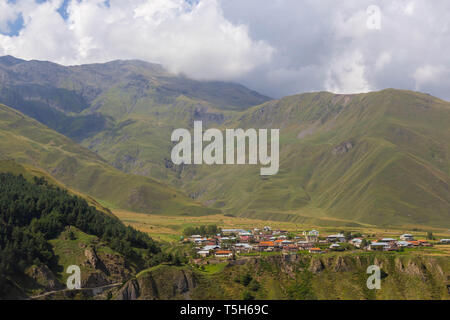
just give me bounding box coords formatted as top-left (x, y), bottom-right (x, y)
top-left (0, 0), bottom-right (449, 100)
top-left (0, 0), bottom-right (274, 80)
top-left (0, 0), bottom-right (19, 34)
top-left (220, 0), bottom-right (450, 100)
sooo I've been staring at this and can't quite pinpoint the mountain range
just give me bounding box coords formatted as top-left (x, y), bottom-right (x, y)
top-left (0, 55), bottom-right (448, 228)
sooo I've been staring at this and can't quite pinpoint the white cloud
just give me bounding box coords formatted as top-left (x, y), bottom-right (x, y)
top-left (0, 0), bottom-right (274, 80)
top-left (0, 0), bottom-right (19, 34)
top-left (1, 0), bottom-right (450, 100)
top-left (325, 51), bottom-right (371, 94)
top-left (413, 65), bottom-right (446, 88)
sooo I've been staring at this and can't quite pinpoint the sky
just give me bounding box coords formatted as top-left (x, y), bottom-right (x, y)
top-left (0, 0), bottom-right (449, 100)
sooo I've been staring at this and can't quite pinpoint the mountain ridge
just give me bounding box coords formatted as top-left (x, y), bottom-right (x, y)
top-left (0, 56), bottom-right (449, 227)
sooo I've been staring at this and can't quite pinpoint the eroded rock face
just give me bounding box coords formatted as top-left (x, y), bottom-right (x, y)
top-left (115, 267), bottom-right (198, 300)
top-left (82, 271), bottom-right (110, 288)
top-left (83, 246), bottom-right (131, 286)
top-left (333, 256), bottom-right (349, 272)
top-left (309, 258), bottom-right (324, 274)
top-left (27, 265), bottom-right (63, 291)
top-left (85, 247), bottom-right (101, 270)
top-left (115, 279), bottom-right (140, 300)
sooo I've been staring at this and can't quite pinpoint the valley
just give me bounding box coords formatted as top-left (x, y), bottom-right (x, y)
top-left (0, 56), bottom-right (449, 301)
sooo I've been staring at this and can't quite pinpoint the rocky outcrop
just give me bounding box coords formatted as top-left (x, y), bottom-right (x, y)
top-left (82, 271), bottom-right (110, 288)
top-left (309, 258), bottom-right (325, 274)
top-left (333, 256), bottom-right (350, 272)
top-left (115, 266), bottom-right (198, 300)
top-left (26, 265), bottom-right (63, 291)
top-left (115, 279), bottom-right (140, 300)
top-left (83, 246), bottom-right (131, 286)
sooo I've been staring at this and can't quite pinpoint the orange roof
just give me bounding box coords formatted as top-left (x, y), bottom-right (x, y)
top-left (215, 251), bottom-right (232, 254)
top-left (310, 248), bottom-right (321, 251)
top-left (260, 241), bottom-right (275, 246)
top-left (408, 241), bottom-right (420, 244)
top-left (418, 240), bottom-right (428, 242)
top-left (275, 239), bottom-right (283, 243)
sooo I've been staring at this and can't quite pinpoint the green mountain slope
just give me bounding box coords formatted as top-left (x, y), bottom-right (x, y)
top-left (1, 56), bottom-right (448, 228)
top-left (0, 104), bottom-right (216, 216)
top-left (0, 56), bottom-right (270, 141)
top-left (0, 173), bottom-right (166, 299)
top-left (180, 90), bottom-right (450, 227)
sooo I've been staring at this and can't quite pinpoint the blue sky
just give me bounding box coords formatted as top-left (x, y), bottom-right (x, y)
top-left (0, 0), bottom-right (449, 100)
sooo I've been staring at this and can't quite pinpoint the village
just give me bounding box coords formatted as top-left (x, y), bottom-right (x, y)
top-left (182, 226), bottom-right (450, 260)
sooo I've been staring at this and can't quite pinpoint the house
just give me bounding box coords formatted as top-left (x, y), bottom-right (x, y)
top-left (303, 230), bottom-right (319, 243)
top-left (440, 239), bottom-right (450, 244)
top-left (329, 243), bottom-right (341, 250)
top-left (274, 239), bottom-right (284, 247)
top-left (263, 226), bottom-right (272, 232)
top-left (326, 234), bottom-right (346, 243)
top-left (202, 245), bottom-right (220, 252)
top-left (351, 238), bottom-right (363, 248)
top-left (198, 250), bottom-right (210, 257)
top-left (297, 241), bottom-right (313, 250)
top-left (282, 244), bottom-right (298, 253)
top-left (215, 250), bottom-right (233, 258)
top-left (222, 229), bottom-right (248, 236)
top-left (309, 248), bottom-right (323, 254)
top-left (194, 238), bottom-right (208, 245)
top-left (400, 234), bottom-right (414, 241)
top-left (408, 241), bottom-right (420, 247)
top-left (397, 241), bottom-right (413, 248)
top-left (234, 243), bottom-right (253, 253)
top-left (418, 240), bottom-right (432, 247)
top-left (259, 241), bottom-right (275, 251)
top-left (381, 238), bottom-right (397, 244)
top-left (369, 242), bottom-right (389, 251)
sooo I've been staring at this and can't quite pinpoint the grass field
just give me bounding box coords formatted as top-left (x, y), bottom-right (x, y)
top-left (112, 209), bottom-right (450, 244)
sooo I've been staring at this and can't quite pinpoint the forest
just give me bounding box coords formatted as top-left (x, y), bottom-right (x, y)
top-left (0, 173), bottom-right (166, 295)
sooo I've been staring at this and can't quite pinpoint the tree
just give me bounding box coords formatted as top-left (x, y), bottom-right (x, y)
top-left (248, 279), bottom-right (260, 292)
top-left (241, 273), bottom-right (253, 286)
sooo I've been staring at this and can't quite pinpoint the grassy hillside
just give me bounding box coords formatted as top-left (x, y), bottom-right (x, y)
top-left (0, 173), bottom-right (164, 299)
top-left (116, 252), bottom-right (450, 300)
top-left (0, 56), bottom-right (270, 141)
top-left (174, 90), bottom-right (450, 227)
top-left (1, 56), bottom-right (448, 228)
top-left (80, 89), bottom-right (450, 228)
top-left (0, 104), bottom-right (217, 216)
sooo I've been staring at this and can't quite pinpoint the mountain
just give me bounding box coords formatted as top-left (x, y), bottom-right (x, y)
top-left (0, 172), bottom-right (165, 299)
top-left (0, 103), bottom-right (216, 216)
top-left (0, 56), bottom-right (449, 228)
top-left (0, 56), bottom-right (270, 141)
top-left (180, 90), bottom-right (450, 227)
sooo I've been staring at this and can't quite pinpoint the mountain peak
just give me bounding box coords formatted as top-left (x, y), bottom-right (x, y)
top-left (0, 55), bottom-right (26, 67)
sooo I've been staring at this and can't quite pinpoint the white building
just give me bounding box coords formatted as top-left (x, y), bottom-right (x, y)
top-left (198, 250), bottom-right (210, 257)
top-left (400, 234), bottom-right (414, 241)
top-left (351, 238), bottom-right (363, 248)
top-left (326, 234), bottom-right (346, 243)
top-left (330, 243), bottom-right (341, 250)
